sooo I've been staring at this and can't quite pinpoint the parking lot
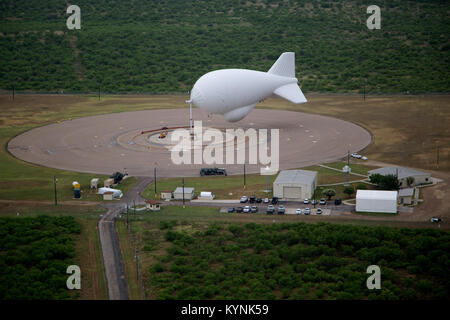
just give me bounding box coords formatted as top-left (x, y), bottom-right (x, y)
top-left (219, 202), bottom-right (340, 216)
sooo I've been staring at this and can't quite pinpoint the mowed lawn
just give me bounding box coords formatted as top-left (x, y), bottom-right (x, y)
top-left (142, 161), bottom-right (375, 200)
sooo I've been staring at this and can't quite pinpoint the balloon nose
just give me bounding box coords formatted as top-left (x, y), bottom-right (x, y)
top-left (190, 86), bottom-right (204, 106)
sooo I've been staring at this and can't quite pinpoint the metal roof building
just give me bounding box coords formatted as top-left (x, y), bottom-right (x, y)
top-left (173, 187), bottom-right (195, 200)
top-left (273, 170), bottom-right (317, 200)
top-left (368, 166), bottom-right (431, 188)
top-left (356, 190), bottom-right (398, 213)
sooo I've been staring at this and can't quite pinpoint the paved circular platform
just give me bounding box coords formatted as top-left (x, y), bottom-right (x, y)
top-left (8, 108), bottom-right (371, 177)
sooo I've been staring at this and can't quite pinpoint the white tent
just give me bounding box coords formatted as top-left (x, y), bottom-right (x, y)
top-left (98, 187), bottom-right (123, 199)
top-left (356, 190), bottom-right (397, 213)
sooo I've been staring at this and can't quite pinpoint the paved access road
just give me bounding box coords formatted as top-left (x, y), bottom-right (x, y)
top-left (98, 177), bottom-right (152, 300)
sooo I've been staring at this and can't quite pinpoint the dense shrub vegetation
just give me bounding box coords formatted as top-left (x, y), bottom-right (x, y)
top-left (1, 0), bottom-right (449, 93)
top-left (146, 221), bottom-right (449, 299)
top-left (0, 216), bottom-right (80, 299)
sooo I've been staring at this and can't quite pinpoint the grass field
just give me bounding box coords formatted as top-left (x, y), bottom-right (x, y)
top-left (142, 161), bottom-right (375, 200)
top-left (116, 220), bottom-right (143, 300)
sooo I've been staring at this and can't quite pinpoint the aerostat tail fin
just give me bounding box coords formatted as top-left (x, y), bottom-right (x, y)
top-left (273, 83), bottom-right (307, 104)
top-left (268, 52), bottom-right (296, 78)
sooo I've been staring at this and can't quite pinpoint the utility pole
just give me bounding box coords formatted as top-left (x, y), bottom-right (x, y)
top-left (126, 204), bottom-right (129, 226)
top-left (154, 167), bottom-right (157, 198)
top-left (437, 144), bottom-right (440, 169)
top-left (53, 176), bottom-right (57, 206)
top-left (243, 164), bottom-right (246, 189)
top-left (346, 150), bottom-right (350, 186)
top-left (98, 85), bottom-right (101, 101)
top-left (133, 200), bottom-right (136, 219)
top-left (182, 178), bottom-right (185, 208)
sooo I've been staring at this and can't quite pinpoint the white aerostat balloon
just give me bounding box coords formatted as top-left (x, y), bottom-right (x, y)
top-left (187, 52), bottom-right (307, 122)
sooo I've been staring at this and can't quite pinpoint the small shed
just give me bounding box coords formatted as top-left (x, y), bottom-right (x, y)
top-left (145, 200), bottom-right (161, 211)
top-left (103, 191), bottom-right (114, 201)
top-left (161, 190), bottom-right (173, 200)
top-left (198, 191), bottom-right (214, 200)
top-left (173, 187), bottom-right (195, 200)
top-left (398, 188), bottom-right (415, 205)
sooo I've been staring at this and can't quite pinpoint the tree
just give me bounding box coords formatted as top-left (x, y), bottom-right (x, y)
top-left (369, 173), bottom-right (383, 185)
top-left (322, 189), bottom-right (336, 200)
top-left (343, 186), bottom-right (355, 198)
top-left (370, 174), bottom-right (401, 190)
top-left (379, 174), bottom-right (401, 190)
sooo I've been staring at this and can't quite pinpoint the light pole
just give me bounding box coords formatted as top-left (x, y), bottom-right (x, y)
top-left (154, 167), bottom-right (157, 198)
top-left (243, 164), bottom-right (246, 189)
top-left (53, 176), bottom-right (58, 206)
top-left (182, 178), bottom-right (185, 208)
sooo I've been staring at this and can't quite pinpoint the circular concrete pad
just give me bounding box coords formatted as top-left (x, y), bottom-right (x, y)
top-left (8, 109), bottom-right (371, 177)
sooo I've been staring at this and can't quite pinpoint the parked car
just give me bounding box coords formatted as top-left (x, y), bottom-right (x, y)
top-left (319, 198), bottom-right (327, 205)
top-left (271, 197), bottom-right (279, 204)
top-left (243, 205), bottom-right (251, 213)
top-left (311, 199), bottom-right (318, 205)
top-left (277, 205), bottom-right (285, 214)
top-left (249, 195), bottom-right (256, 203)
top-left (351, 153), bottom-right (362, 159)
top-left (240, 196), bottom-right (248, 203)
top-left (227, 207), bottom-right (235, 213)
top-left (303, 198), bottom-right (310, 204)
top-left (295, 208), bottom-right (302, 215)
top-left (361, 156), bottom-right (368, 161)
top-left (200, 167), bottom-right (227, 176)
top-left (266, 205), bottom-right (275, 214)
top-left (236, 207), bottom-right (243, 213)
top-left (256, 197), bottom-right (262, 203)
top-left (263, 198), bottom-right (270, 203)
top-left (316, 208), bottom-right (323, 215)
top-left (304, 208), bottom-right (311, 215)
top-left (251, 206), bottom-right (258, 213)
top-left (334, 198), bottom-right (342, 205)
top-left (431, 217), bottom-right (442, 223)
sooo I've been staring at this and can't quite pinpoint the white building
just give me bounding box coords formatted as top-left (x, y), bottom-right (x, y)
top-left (356, 190), bottom-right (398, 214)
top-left (173, 187), bottom-right (195, 200)
top-left (273, 170), bottom-right (317, 200)
top-left (368, 166), bottom-right (431, 188)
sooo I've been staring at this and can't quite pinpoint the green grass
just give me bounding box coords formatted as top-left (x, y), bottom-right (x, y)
top-left (143, 162), bottom-right (376, 200)
top-left (143, 174), bottom-right (276, 200)
top-left (322, 162), bottom-right (376, 175)
top-left (116, 220), bottom-right (142, 300)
